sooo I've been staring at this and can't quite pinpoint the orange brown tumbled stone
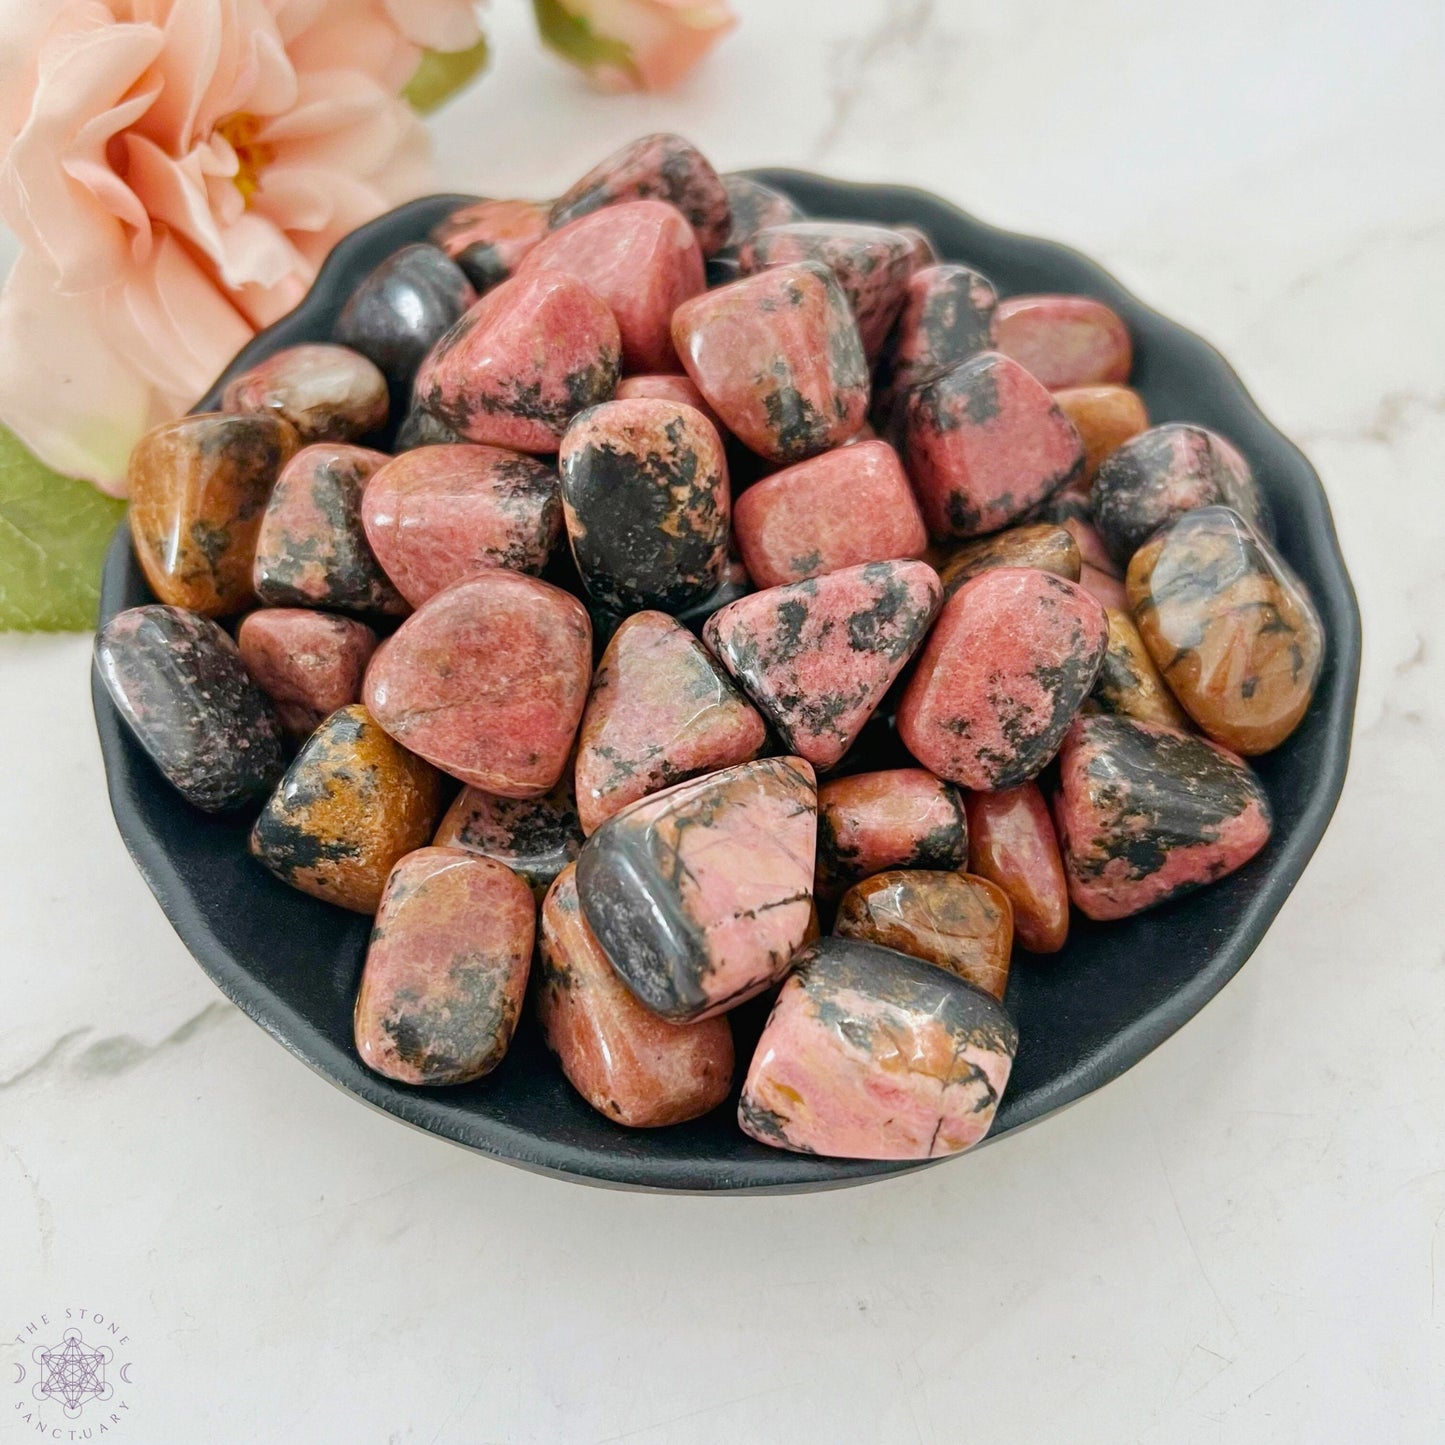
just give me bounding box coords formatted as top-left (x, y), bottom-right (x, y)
top-left (937, 522), bottom-right (1082, 598)
top-left (1052, 384), bottom-right (1149, 483)
top-left (128, 412), bottom-right (298, 615)
top-left (833, 870), bottom-right (1014, 1001)
top-left (964, 782), bottom-right (1069, 954)
top-left (1089, 608), bottom-right (1190, 730)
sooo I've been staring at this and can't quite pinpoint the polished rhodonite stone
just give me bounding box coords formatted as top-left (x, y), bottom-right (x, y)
top-left (95, 605), bottom-right (285, 811)
top-left (674, 557), bottom-right (753, 636)
top-left (937, 521), bottom-right (1082, 598)
top-left (897, 225), bottom-right (938, 272)
top-left (898, 566), bottom-right (1109, 789)
top-left (128, 413), bottom-right (298, 615)
top-left (354, 848), bottom-right (534, 1085)
top-left (704, 560), bottom-right (943, 770)
top-left (671, 262), bottom-right (869, 464)
top-left (221, 343), bottom-right (388, 445)
top-left (1080, 564), bottom-right (1129, 611)
top-left (333, 243), bottom-right (476, 411)
top-left (1127, 506), bottom-right (1324, 754)
top-left (740, 221), bottom-right (914, 356)
top-left (250, 704), bottom-right (443, 912)
top-left (994, 294), bottom-right (1132, 390)
top-left (1053, 714), bottom-right (1273, 920)
top-left (1091, 423), bottom-right (1269, 566)
top-left (815, 768), bottom-right (967, 902)
top-left (575, 756), bottom-right (818, 1021)
top-left (237, 608), bottom-right (378, 740)
top-left (360, 444), bottom-right (561, 606)
top-left (902, 351), bottom-right (1085, 539)
top-left (964, 782), bottom-right (1069, 953)
top-left (432, 778), bottom-right (582, 900)
top-left (732, 440), bottom-right (928, 589)
top-left (1053, 384), bottom-right (1148, 483)
top-left (252, 443), bottom-right (405, 614)
top-left (613, 373), bottom-right (723, 432)
top-left (518, 200), bottom-right (703, 372)
top-left (738, 936), bottom-right (1017, 1160)
top-left (1089, 607), bottom-right (1190, 730)
top-left (559, 398), bottom-right (729, 613)
top-left (873, 264), bottom-right (999, 422)
top-left (411, 269), bottom-right (621, 453)
top-left (538, 865), bottom-right (734, 1126)
top-left (394, 408), bottom-right (464, 450)
top-left (833, 870), bottom-right (1014, 1002)
top-left (549, 133), bottom-right (732, 256)
top-left (430, 198), bottom-right (549, 290)
top-left (718, 174), bottom-right (805, 254)
top-left (363, 571), bottom-right (592, 795)
top-left (574, 611), bottom-right (766, 835)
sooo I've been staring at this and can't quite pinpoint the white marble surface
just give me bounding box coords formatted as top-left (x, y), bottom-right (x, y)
top-left (3, 1), bottom-right (1444, 1439)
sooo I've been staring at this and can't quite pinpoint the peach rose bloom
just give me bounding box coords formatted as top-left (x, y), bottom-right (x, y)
top-left (0, 0), bottom-right (481, 493)
top-left (539, 0), bottom-right (736, 93)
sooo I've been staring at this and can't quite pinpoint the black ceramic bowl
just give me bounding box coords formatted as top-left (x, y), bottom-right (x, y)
top-left (93, 172), bottom-right (1361, 1192)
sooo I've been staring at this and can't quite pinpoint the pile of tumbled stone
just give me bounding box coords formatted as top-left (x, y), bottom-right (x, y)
top-left (95, 133), bottom-right (1324, 1161)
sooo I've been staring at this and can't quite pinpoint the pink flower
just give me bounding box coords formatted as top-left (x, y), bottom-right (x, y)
top-left (0, 0), bottom-right (482, 493)
top-left (535, 0), bottom-right (735, 93)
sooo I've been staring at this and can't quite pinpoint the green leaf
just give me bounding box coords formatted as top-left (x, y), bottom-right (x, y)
top-left (404, 35), bottom-right (492, 114)
top-left (0, 424), bottom-right (126, 632)
top-left (532, 0), bottom-right (636, 80)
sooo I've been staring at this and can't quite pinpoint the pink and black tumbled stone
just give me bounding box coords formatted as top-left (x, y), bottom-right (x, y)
top-left (433, 777), bottom-right (583, 901)
top-left (1091, 423), bottom-right (1269, 566)
top-left (613, 374), bottom-right (723, 432)
top-left (704, 559), bottom-right (943, 770)
top-left (671, 261), bottom-right (869, 464)
top-left (576, 756), bottom-right (818, 1022)
top-left (95, 605), bottom-right (285, 811)
top-left (221, 343), bottom-right (388, 444)
top-left (717, 173), bottom-right (805, 255)
top-left (898, 567), bottom-right (1109, 790)
top-left (902, 350), bottom-right (1085, 539)
top-left (1053, 714), bottom-right (1273, 921)
top-left (237, 608), bottom-right (378, 740)
top-left (253, 443), bottom-right (405, 615)
top-left (738, 936), bottom-right (1017, 1160)
top-left (993, 293), bottom-right (1133, 390)
top-left (559, 398), bottom-right (730, 614)
top-left (430, 197), bottom-right (550, 291)
top-left (739, 221), bottom-right (915, 356)
top-left (411, 269), bottom-right (621, 454)
top-left (360, 444), bottom-right (561, 606)
top-left (549, 132), bottom-right (732, 255)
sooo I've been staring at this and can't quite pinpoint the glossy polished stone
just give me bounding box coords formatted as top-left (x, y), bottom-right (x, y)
top-left (433, 778), bottom-right (583, 900)
top-left (897, 225), bottom-right (938, 272)
top-left (549, 133), bottom-right (731, 255)
top-left (431, 198), bottom-right (549, 290)
top-left (1091, 423), bottom-right (1269, 566)
top-left (833, 870), bottom-right (1013, 1002)
top-left (519, 200), bottom-right (703, 372)
top-left (333, 243), bottom-right (476, 408)
top-left (740, 221), bottom-right (914, 356)
top-left (250, 704), bottom-right (443, 913)
top-left (815, 768), bottom-right (968, 902)
top-left (221, 343), bottom-right (388, 444)
top-left (394, 408), bottom-right (464, 450)
top-left (738, 936), bottom-right (1017, 1160)
top-left (964, 783), bottom-right (1069, 953)
top-left (902, 351), bottom-right (1085, 539)
top-left (364, 571), bottom-right (592, 796)
top-left (253, 444), bottom-right (404, 614)
top-left (127, 412), bottom-right (298, 615)
top-left (576, 757), bottom-right (817, 1022)
top-left (613, 373), bottom-right (723, 432)
top-left (237, 608), bottom-right (378, 740)
top-left (1053, 714), bottom-right (1273, 920)
top-left (732, 440), bottom-right (927, 589)
top-left (95, 605), bottom-right (285, 811)
top-left (354, 848), bottom-right (534, 1085)
top-left (411, 270), bottom-right (621, 453)
top-left (705, 560), bottom-right (942, 770)
top-left (559, 398), bottom-right (729, 613)
top-left (1089, 606), bottom-right (1191, 729)
top-left (994, 294), bottom-right (1132, 389)
top-left (574, 611), bottom-right (765, 835)
top-left (718, 173), bottom-right (805, 254)
top-left (899, 567), bottom-right (1108, 789)
top-left (360, 444), bottom-right (561, 606)
top-left (538, 865), bottom-right (734, 1127)
top-left (937, 521), bottom-right (1081, 598)
top-left (671, 262), bottom-right (869, 463)
top-left (1053, 383), bottom-right (1149, 483)
top-left (1128, 506), bottom-right (1324, 754)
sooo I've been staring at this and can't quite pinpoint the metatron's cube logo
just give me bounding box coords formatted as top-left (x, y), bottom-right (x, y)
top-left (33, 1328), bottom-right (114, 1418)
